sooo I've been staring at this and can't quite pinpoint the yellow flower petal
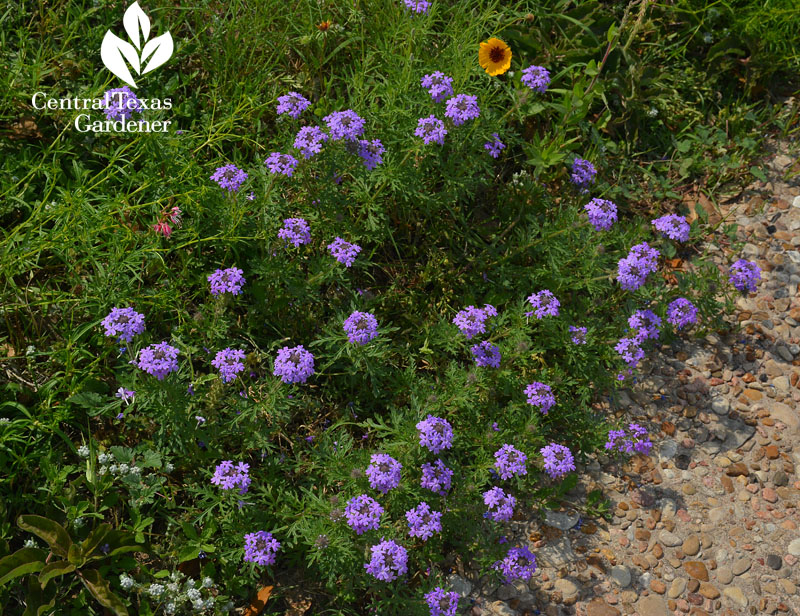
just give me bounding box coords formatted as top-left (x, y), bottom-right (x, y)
top-left (479, 37), bottom-right (512, 76)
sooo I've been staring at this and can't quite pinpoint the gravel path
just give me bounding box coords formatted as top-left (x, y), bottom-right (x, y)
top-left (451, 139), bottom-right (800, 616)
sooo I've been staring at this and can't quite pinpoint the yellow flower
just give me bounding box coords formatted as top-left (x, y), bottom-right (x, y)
top-left (479, 38), bottom-right (512, 76)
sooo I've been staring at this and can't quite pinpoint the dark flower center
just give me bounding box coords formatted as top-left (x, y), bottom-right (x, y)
top-left (116, 315), bottom-right (130, 324)
top-left (379, 463), bottom-right (390, 473)
top-left (489, 46), bottom-right (506, 63)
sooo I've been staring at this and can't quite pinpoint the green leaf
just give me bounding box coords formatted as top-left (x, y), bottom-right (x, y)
top-left (102, 530), bottom-right (145, 558)
top-left (22, 575), bottom-right (56, 616)
top-left (81, 523), bottom-right (112, 558)
top-left (750, 166), bottom-right (767, 182)
top-left (38, 560), bottom-right (76, 585)
top-left (66, 392), bottom-right (103, 409)
top-left (0, 548), bottom-right (47, 586)
top-left (178, 545), bottom-right (200, 563)
top-left (141, 450), bottom-right (162, 469)
top-left (17, 516), bottom-right (72, 558)
top-left (109, 446), bottom-right (134, 464)
top-left (67, 543), bottom-right (84, 567)
top-left (81, 569), bottom-right (129, 616)
top-left (607, 23), bottom-right (617, 43)
top-left (153, 569), bottom-right (170, 579)
top-left (662, 242), bottom-right (677, 259)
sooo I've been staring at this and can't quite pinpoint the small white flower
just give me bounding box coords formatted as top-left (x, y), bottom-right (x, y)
top-left (166, 582), bottom-right (179, 593)
top-left (78, 445), bottom-right (90, 458)
top-left (148, 583), bottom-right (165, 597)
top-left (201, 576), bottom-right (213, 588)
top-left (98, 465), bottom-right (108, 475)
top-left (98, 452), bottom-right (113, 465)
top-left (23, 538), bottom-right (37, 548)
top-left (192, 600), bottom-right (205, 611)
top-left (109, 464), bottom-right (119, 475)
top-left (164, 602), bottom-right (176, 614)
top-left (185, 578), bottom-right (195, 588)
top-left (165, 462), bottom-right (174, 472)
top-left (73, 517), bottom-right (85, 529)
top-left (187, 588), bottom-right (201, 601)
top-left (703, 32), bottom-right (713, 43)
top-left (25, 345), bottom-right (36, 356)
top-left (0, 418), bottom-right (10, 424)
top-left (118, 463), bottom-right (129, 475)
top-left (120, 574), bottom-right (135, 590)
top-left (129, 465), bottom-right (141, 475)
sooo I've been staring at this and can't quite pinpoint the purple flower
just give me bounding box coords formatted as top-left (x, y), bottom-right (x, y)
top-left (101, 307), bottom-right (145, 342)
top-left (492, 422), bottom-right (500, 432)
top-left (273, 345), bottom-right (315, 384)
top-left (628, 309), bottom-right (662, 343)
top-left (211, 460), bottom-right (251, 494)
top-left (277, 92), bottom-right (311, 119)
top-left (569, 325), bottom-right (587, 345)
top-left (327, 237), bottom-right (362, 267)
top-left (264, 152), bottom-right (299, 177)
top-left (605, 423), bottom-right (652, 456)
top-left (471, 341), bottom-right (501, 368)
top-left (540, 443), bottom-right (575, 479)
top-left (345, 494), bottom-right (384, 535)
top-left (729, 259), bottom-right (760, 294)
top-left (210, 164), bottom-right (248, 193)
top-left (366, 453), bottom-right (402, 494)
top-left (103, 86), bottom-right (142, 121)
top-left (115, 387), bottom-right (135, 405)
top-left (415, 115), bottom-right (448, 145)
top-left (524, 382), bottom-right (555, 414)
top-left (452, 304), bottom-right (497, 339)
top-left (444, 94), bottom-right (480, 126)
top-left (484, 133), bottom-right (505, 158)
top-left (243, 530), bottom-right (280, 566)
top-left (247, 192), bottom-right (255, 201)
top-left (211, 348), bottom-right (246, 383)
top-left (584, 198), bottom-right (618, 231)
top-left (666, 298), bottom-right (698, 329)
top-left (521, 65), bottom-right (550, 93)
top-left (421, 72), bottom-right (454, 102)
top-left (404, 0), bottom-right (430, 14)
top-left (405, 502), bottom-right (443, 540)
top-left (483, 486), bottom-right (516, 522)
top-left (364, 538), bottom-right (408, 582)
top-left (615, 336), bottom-right (645, 369)
top-left (208, 267), bottom-right (246, 296)
top-left (420, 459), bottom-right (453, 496)
top-left (493, 546), bottom-right (537, 584)
top-left (293, 126), bottom-right (328, 159)
top-left (343, 311), bottom-right (379, 344)
top-left (494, 444), bottom-right (528, 480)
top-left (278, 218), bottom-right (311, 247)
top-left (416, 415), bottom-right (454, 454)
top-left (570, 158), bottom-right (596, 189)
top-left (617, 242), bottom-right (660, 291)
top-left (357, 139), bottom-right (385, 170)
top-left (136, 342), bottom-right (179, 380)
top-left (424, 587), bottom-right (459, 616)
top-left (323, 110), bottom-right (366, 141)
top-left (526, 289), bottom-right (560, 319)
top-left (652, 214), bottom-right (690, 242)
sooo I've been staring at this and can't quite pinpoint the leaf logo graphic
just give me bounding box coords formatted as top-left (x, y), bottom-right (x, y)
top-left (101, 2), bottom-right (173, 88)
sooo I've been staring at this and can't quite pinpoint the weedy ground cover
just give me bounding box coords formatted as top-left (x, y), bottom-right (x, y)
top-left (0, 0), bottom-right (798, 614)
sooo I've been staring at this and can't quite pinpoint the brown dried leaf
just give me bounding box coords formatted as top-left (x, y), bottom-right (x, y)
top-left (5, 118), bottom-right (42, 140)
top-left (242, 585), bottom-right (273, 616)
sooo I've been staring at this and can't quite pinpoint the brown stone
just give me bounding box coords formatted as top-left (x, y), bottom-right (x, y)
top-left (586, 597), bottom-right (621, 616)
top-left (766, 445), bottom-right (780, 459)
top-left (699, 583), bottom-right (720, 599)
top-left (688, 579), bottom-right (700, 593)
top-left (650, 579), bottom-right (667, 594)
top-left (652, 543), bottom-right (664, 559)
top-left (726, 463), bottom-right (749, 477)
top-left (635, 529), bottom-right (651, 541)
top-left (744, 389), bottom-right (762, 401)
top-left (684, 561), bottom-right (709, 581)
top-left (721, 475), bottom-right (734, 493)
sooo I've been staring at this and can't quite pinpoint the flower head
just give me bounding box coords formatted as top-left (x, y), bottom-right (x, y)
top-left (323, 110), bottom-right (366, 141)
top-left (243, 531), bottom-right (280, 566)
top-left (605, 423), bottom-right (652, 456)
top-left (327, 237), bottom-right (362, 267)
top-left (415, 115), bottom-right (448, 145)
top-left (345, 494), bottom-right (384, 535)
top-left (406, 502), bottom-right (443, 541)
top-left (211, 460), bottom-right (251, 494)
top-left (293, 126), bottom-right (328, 159)
top-left (343, 311), bottom-right (379, 344)
top-left (364, 538), bottom-right (408, 582)
top-left (273, 345), bottom-right (315, 384)
top-left (453, 304), bottom-right (497, 339)
top-left (615, 336), bottom-right (645, 369)
top-left (416, 415), bottom-right (454, 454)
top-left (101, 307), bottom-right (145, 342)
top-left (666, 297), bottom-right (698, 329)
top-left (356, 139), bottom-right (385, 170)
top-left (584, 198), bottom-right (617, 231)
top-left (278, 218), bottom-right (311, 247)
top-left (366, 453), bottom-right (402, 494)
top-left (210, 164), bottom-right (248, 193)
top-left (521, 65), bottom-right (550, 93)
top-left (445, 94), bottom-right (480, 126)
top-left (484, 133), bottom-right (505, 158)
top-left (540, 443), bottom-right (575, 479)
top-left (404, 0), bottom-right (430, 15)
top-left (211, 348), bottom-right (246, 383)
top-left (137, 342), bottom-right (179, 380)
top-left (264, 152), bottom-right (299, 177)
top-left (277, 92), bottom-right (311, 119)
top-left (652, 214), bottom-right (690, 242)
top-left (420, 459), bottom-right (453, 496)
top-left (493, 546), bottom-right (537, 584)
top-left (115, 387), bottom-right (135, 405)
top-left (729, 259), bottom-right (760, 294)
top-left (570, 158), bottom-right (596, 189)
top-left (526, 289), bottom-right (560, 319)
top-left (471, 340), bottom-right (501, 367)
top-left (628, 309), bottom-right (662, 343)
top-left (524, 381), bottom-right (555, 414)
top-left (103, 86), bottom-right (143, 121)
top-left (569, 325), bottom-right (587, 345)
top-left (483, 486), bottom-right (516, 522)
top-left (479, 38), bottom-right (512, 76)
top-left (494, 444), bottom-right (528, 480)
top-left (208, 267), bottom-right (246, 296)
top-left (617, 242), bottom-right (660, 291)
top-left (421, 72), bottom-right (454, 102)
top-left (424, 587), bottom-right (459, 616)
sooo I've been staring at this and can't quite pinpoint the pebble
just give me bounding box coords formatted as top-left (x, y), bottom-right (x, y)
top-left (554, 578), bottom-right (580, 602)
top-left (716, 566), bottom-right (733, 584)
top-left (732, 558), bottom-right (751, 575)
top-left (636, 595), bottom-right (669, 616)
top-left (609, 565), bottom-right (631, 588)
top-left (586, 598), bottom-right (622, 616)
top-left (660, 530), bottom-right (682, 547)
top-left (766, 554), bottom-right (782, 570)
top-left (683, 561), bottom-right (709, 581)
top-left (788, 538), bottom-right (800, 556)
top-left (682, 535), bottom-right (700, 556)
top-left (668, 577), bottom-right (686, 598)
top-left (723, 586), bottom-right (748, 607)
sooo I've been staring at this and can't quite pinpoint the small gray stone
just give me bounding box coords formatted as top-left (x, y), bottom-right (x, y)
top-left (774, 470), bottom-right (789, 486)
top-left (534, 536), bottom-right (577, 568)
top-left (447, 574), bottom-right (473, 597)
top-left (659, 530), bottom-right (682, 547)
top-left (610, 565), bottom-right (632, 588)
top-left (554, 578), bottom-right (580, 602)
top-left (777, 346), bottom-right (794, 362)
top-left (732, 558), bottom-right (751, 576)
top-left (766, 554), bottom-right (782, 570)
top-left (788, 538), bottom-right (800, 556)
top-left (793, 195), bottom-right (800, 209)
top-left (496, 583), bottom-right (517, 601)
top-left (544, 510), bottom-right (580, 530)
top-left (716, 566), bottom-right (733, 584)
top-left (659, 439), bottom-right (678, 460)
top-left (487, 600), bottom-right (516, 616)
top-left (711, 397), bottom-right (730, 415)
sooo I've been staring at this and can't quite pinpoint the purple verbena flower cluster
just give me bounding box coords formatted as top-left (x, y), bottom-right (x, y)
top-left (452, 304), bottom-right (497, 339)
top-left (211, 348), bottom-right (246, 383)
top-left (494, 444), bottom-right (528, 480)
top-left (569, 325), bottom-right (587, 345)
top-left (273, 345), bottom-right (315, 384)
top-left (471, 341), bottom-right (501, 367)
top-left (617, 242), bottom-right (660, 291)
top-left (666, 297), bottom-right (698, 329)
top-left (115, 387), bottom-right (135, 405)
top-left (278, 218), bottom-right (311, 247)
top-left (570, 158), bottom-right (596, 189)
top-left (729, 259), bottom-right (761, 294)
top-left (276, 92), bottom-right (311, 119)
top-left (521, 65), bottom-right (550, 93)
top-left (415, 115), bottom-right (448, 145)
top-left (404, 0), bottom-right (430, 14)
top-left (526, 289), bottom-right (560, 319)
top-left (652, 214), bottom-right (690, 242)
top-left (420, 459), bottom-right (453, 496)
top-left (103, 86), bottom-right (143, 121)
top-left (524, 381), bottom-right (555, 414)
top-left (605, 423), bottom-right (653, 455)
top-left (493, 546), bottom-right (537, 584)
top-left (484, 133), bottom-right (505, 158)
top-left (211, 460), bottom-right (251, 494)
top-left (101, 307), bottom-right (145, 342)
top-left (482, 486), bottom-right (516, 522)
top-left (208, 267), bottom-right (246, 296)
top-left (584, 198), bottom-right (618, 231)
top-left (345, 494), bottom-right (384, 535)
top-left (294, 126), bottom-right (328, 159)
top-left (416, 415), bottom-right (454, 454)
top-left (364, 538), bottom-right (408, 582)
top-left (405, 502), bottom-right (443, 541)
top-left (540, 443), bottom-right (575, 479)
top-left (327, 237), bottom-right (362, 267)
top-left (137, 342), bottom-right (179, 380)
top-left (243, 530), bottom-right (280, 566)
top-left (343, 311), bottom-right (379, 345)
top-left (421, 72), bottom-right (454, 103)
top-left (424, 587), bottom-right (459, 616)
top-left (323, 110), bottom-right (366, 141)
top-left (357, 139), bottom-right (385, 170)
top-left (614, 336), bottom-right (645, 369)
top-left (210, 164), bottom-right (248, 192)
top-left (628, 309), bottom-right (662, 343)
top-left (445, 94), bottom-right (480, 126)
top-left (264, 152), bottom-right (299, 177)
top-left (366, 453), bottom-right (402, 494)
